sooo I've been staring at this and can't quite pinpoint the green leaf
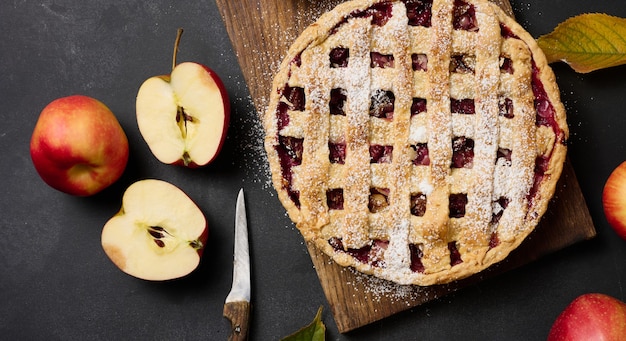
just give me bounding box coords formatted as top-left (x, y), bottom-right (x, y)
top-left (280, 306), bottom-right (326, 341)
top-left (537, 13), bottom-right (626, 73)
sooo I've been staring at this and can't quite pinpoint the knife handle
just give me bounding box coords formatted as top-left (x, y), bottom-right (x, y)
top-left (223, 301), bottom-right (251, 341)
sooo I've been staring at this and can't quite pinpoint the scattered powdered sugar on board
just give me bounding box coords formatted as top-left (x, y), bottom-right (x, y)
top-left (303, 0), bottom-right (338, 19)
top-left (231, 90), bottom-right (273, 191)
top-left (343, 267), bottom-right (428, 305)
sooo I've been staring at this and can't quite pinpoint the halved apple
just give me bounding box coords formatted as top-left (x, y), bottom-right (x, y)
top-left (101, 179), bottom-right (208, 281)
top-left (136, 29), bottom-right (230, 167)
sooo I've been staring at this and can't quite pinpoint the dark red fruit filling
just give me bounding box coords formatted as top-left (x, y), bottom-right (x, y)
top-left (276, 136), bottom-right (303, 208)
top-left (330, 47), bottom-right (349, 68)
top-left (451, 98), bottom-right (475, 115)
top-left (350, 2), bottom-right (394, 26)
top-left (410, 193), bottom-right (427, 216)
top-left (498, 97), bottom-right (514, 118)
top-left (411, 98), bottom-right (427, 116)
top-left (491, 196), bottom-right (510, 224)
top-left (452, 136), bottom-right (474, 168)
top-left (527, 61), bottom-right (566, 204)
top-left (370, 145), bottom-right (393, 163)
top-left (500, 56), bottom-right (514, 74)
top-left (404, 0), bottom-right (433, 27)
top-left (329, 142), bottom-right (346, 164)
top-left (371, 52), bottom-right (395, 68)
top-left (329, 237), bottom-right (389, 266)
top-left (330, 3), bottom-right (393, 34)
top-left (277, 136), bottom-right (303, 166)
top-left (448, 241), bottom-right (463, 265)
top-left (450, 54), bottom-right (475, 73)
top-left (535, 98), bottom-right (552, 125)
top-left (409, 244), bottom-right (425, 273)
top-left (326, 188), bottom-right (344, 210)
top-left (528, 155), bottom-right (549, 203)
top-left (411, 53), bottom-right (428, 71)
top-left (532, 62), bottom-right (560, 134)
top-left (453, 0), bottom-right (477, 31)
top-left (500, 24), bottom-right (519, 39)
top-left (277, 102), bottom-right (290, 131)
top-left (449, 193), bottom-right (468, 218)
top-left (488, 232), bottom-right (500, 249)
top-left (370, 89), bottom-right (395, 119)
top-left (369, 188), bottom-right (390, 213)
top-left (497, 148), bottom-right (512, 164)
top-left (281, 85), bottom-right (305, 111)
top-left (412, 143), bottom-right (430, 166)
top-left (330, 88), bottom-right (347, 116)
top-left (276, 85), bottom-right (304, 129)
top-left (291, 52), bottom-right (302, 68)
top-left (329, 237), bottom-right (368, 263)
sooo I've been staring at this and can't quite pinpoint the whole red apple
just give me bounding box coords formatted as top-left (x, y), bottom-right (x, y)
top-left (30, 95), bottom-right (129, 196)
top-left (547, 293), bottom-right (626, 341)
top-left (603, 161), bottom-right (626, 240)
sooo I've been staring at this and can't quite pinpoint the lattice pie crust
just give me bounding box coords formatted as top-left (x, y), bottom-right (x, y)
top-left (264, 0), bottom-right (568, 285)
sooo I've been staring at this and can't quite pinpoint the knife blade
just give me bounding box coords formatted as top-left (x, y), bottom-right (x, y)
top-left (224, 188), bottom-right (251, 341)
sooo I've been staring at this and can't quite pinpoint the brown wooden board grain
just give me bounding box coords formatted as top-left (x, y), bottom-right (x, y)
top-left (215, 0), bottom-right (596, 333)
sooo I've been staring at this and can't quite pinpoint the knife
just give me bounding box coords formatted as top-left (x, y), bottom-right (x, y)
top-left (224, 188), bottom-right (251, 340)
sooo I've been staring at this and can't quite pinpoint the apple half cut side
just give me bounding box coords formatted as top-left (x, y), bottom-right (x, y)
top-left (101, 179), bottom-right (208, 281)
top-left (136, 62), bottom-right (230, 167)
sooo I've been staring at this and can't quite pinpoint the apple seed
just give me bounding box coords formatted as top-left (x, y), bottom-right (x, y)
top-left (148, 230), bottom-right (164, 239)
top-left (148, 225), bottom-right (172, 248)
top-left (176, 106), bottom-right (195, 139)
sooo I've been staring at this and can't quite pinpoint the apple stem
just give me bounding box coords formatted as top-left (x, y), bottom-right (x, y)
top-left (190, 239), bottom-right (203, 250)
top-left (172, 28), bottom-right (184, 72)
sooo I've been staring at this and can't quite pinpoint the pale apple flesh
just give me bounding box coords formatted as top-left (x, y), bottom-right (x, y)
top-left (136, 62), bottom-right (230, 167)
top-left (30, 95), bottom-right (129, 196)
top-left (101, 179), bottom-right (208, 281)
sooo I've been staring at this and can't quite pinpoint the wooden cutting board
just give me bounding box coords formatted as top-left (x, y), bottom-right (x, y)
top-left (215, 0), bottom-right (596, 333)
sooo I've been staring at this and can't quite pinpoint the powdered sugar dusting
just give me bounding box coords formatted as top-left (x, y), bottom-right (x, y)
top-left (345, 267), bottom-right (424, 304)
top-left (233, 93), bottom-right (273, 190)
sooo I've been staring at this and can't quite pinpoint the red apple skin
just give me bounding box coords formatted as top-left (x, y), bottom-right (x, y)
top-left (547, 293), bottom-right (626, 341)
top-left (30, 95), bottom-right (129, 196)
top-left (603, 161), bottom-right (626, 240)
top-left (187, 63), bottom-right (230, 168)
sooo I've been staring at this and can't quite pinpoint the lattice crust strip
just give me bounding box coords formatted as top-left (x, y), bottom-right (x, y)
top-left (264, 0), bottom-right (568, 286)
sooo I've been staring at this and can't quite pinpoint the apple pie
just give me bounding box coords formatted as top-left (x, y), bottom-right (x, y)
top-left (263, 0), bottom-right (568, 285)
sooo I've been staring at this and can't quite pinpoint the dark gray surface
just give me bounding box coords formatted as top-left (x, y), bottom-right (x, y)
top-left (1, 0), bottom-right (625, 340)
